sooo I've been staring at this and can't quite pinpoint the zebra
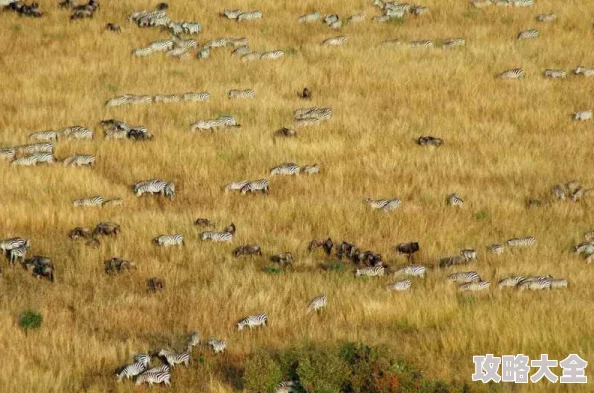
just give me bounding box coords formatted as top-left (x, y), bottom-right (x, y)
top-left (0, 148), bottom-right (16, 160)
top-left (488, 244), bottom-right (504, 254)
top-left (196, 47), bottom-right (210, 59)
top-left (550, 279), bottom-right (568, 289)
top-left (237, 11), bottom-right (263, 22)
top-left (385, 3), bottom-right (411, 13)
top-left (104, 127), bottom-right (128, 139)
top-left (409, 40), bottom-right (434, 48)
top-left (228, 89), bottom-right (255, 99)
top-left (229, 37), bottom-right (249, 47)
top-left (73, 196), bottom-right (104, 207)
top-left (574, 242), bottom-right (594, 255)
top-left (207, 338), bottom-right (227, 353)
top-left (439, 255), bottom-right (469, 268)
top-left (323, 14), bottom-right (339, 25)
top-left (29, 130), bottom-right (59, 141)
top-left (418, 136), bottom-right (443, 146)
top-left (270, 163), bottom-right (301, 176)
top-left (117, 361), bottom-right (147, 381)
top-left (294, 107), bottom-right (332, 121)
top-left (573, 111), bottom-right (592, 121)
top-left (536, 13), bottom-right (557, 22)
top-left (237, 313), bottom-right (267, 330)
top-left (386, 280), bottom-right (412, 291)
top-left (506, 237), bottom-right (536, 247)
top-left (517, 29), bottom-right (539, 40)
top-left (172, 36), bottom-right (198, 50)
top-left (182, 92), bottom-right (211, 102)
top-left (493, 0), bottom-right (512, 6)
top-left (241, 179), bottom-right (270, 194)
top-left (447, 271), bottom-right (481, 284)
top-left (133, 180), bottom-right (175, 199)
top-left (221, 9), bottom-right (243, 19)
top-left (63, 154), bottom-right (95, 167)
top-left (574, 66), bottom-right (594, 77)
top-left (447, 193), bottom-right (464, 207)
top-left (303, 164), bottom-right (320, 174)
top-left (200, 231), bottom-right (233, 242)
top-left (566, 180), bottom-right (581, 194)
top-left (61, 126), bottom-right (93, 139)
top-left (298, 12), bottom-right (320, 23)
top-left (11, 156), bottom-right (38, 166)
top-left (168, 21), bottom-right (200, 34)
top-left (224, 180), bottom-right (250, 192)
top-left (584, 230), bottom-right (594, 242)
top-left (571, 187), bottom-right (585, 202)
top-left (275, 381), bottom-right (299, 393)
top-left (498, 276), bottom-right (526, 288)
top-left (145, 365), bottom-right (170, 374)
top-left (322, 36), bottom-right (348, 46)
top-left (158, 346), bottom-right (191, 367)
top-left (355, 265), bottom-right (385, 277)
top-left (205, 37), bottom-right (232, 48)
top-left (365, 198), bottom-right (401, 211)
top-left (105, 95), bottom-right (152, 107)
top-left (153, 94), bottom-right (181, 103)
top-left (499, 68), bottom-right (525, 79)
top-left (544, 69), bottom-right (566, 79)
top-left (393, 265), bottom-right (426, 278)
top-left (518, 278), bottom-right (552, 290)
top-left (167, 47), bottom-right (190, 59)
top-left (153, 234), bottom-right (184, 246)
top-left (512, 0), bottom-right (533, 7)
top-left (135, 370), bottom-right (172, 387)
top-left (373, 15), bottom-right (390, 22)
top-left (294, 118), bottom-right (321, 128)
top-left (443, 38), bottom-right (466, 48)
top-left (9, 245), bottom-right (28, 265)
top-left (241, 52), bottom-right (263, 61)
top-left (347, 13), bottom-right (365, 22)
top-left (460, 249), bottom-right (477, 260)
top-left (17, 143), bottom-right (53, 154)
top-left (458, 281), bottom-right (490, 292)
top-left (307, 294), bottom-right (327, 312)
top-left (261, 51), bottom-right (284, 60)
top-left (132, 47), bottom-right (154, 57)
top-left (29, 153), bottom-right (55, 164)
top-left (147, 39), bottom-right (174, 52)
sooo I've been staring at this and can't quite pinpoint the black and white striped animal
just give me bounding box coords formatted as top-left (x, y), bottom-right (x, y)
top-left (0, 148), bottom-right (16, 160)
top-left (237, 11), bottom-right (263, 22)
top-left (365, 198), bottom-right (401, 211)
top-left (409, 40), bottom-right (434, 48)
top-left (322, 36), bottom-right (348, 46)
top-left (458, 281), bottom-right (490, 292)
top-left (443, 38), bottom-right (466, 48)
top-left (153, 234), bottom-right (184, 246)
top-left (207, 338), bottom-right (227, 353)
top-left (447, 193), bottom-right (464, 207)
top-left (63, 154), bottom-right (95, 167)
top-left (544, 69), bottom-right (566, 79)
top-left (355, 265), bottom-right (385, 277)
top-left (517, 29), bottom-right (539, 40)
top-left (574, 66), bottom-right (594, 77)
top-left (240, 179), bottom-right (270, 194)
top-left (270, 163), bottom-right (300, 175)
top-left (182, 92), bottom-right (211, 102)
top-left (61, 126), bottom-right (93, 140)
top-left (237, 313), bottom-right (268, 330)
top-left (536, 13), bottom-right (556, 22)
top-left (307, 294), bottom-right (327, 312)
top-left (499, 68), bottom-right (525, 79)
top-left (488, 244), bottom-right (504, 254)
top-left (0, 237), bottom-right (29, 255)
top-left (573, 111), bottom-right (592, 121)
top-left (386, 280), bottom-right (412, 291)
top-left (11, 156), bottom-right (39, 166)
top-left (224, 180), bottom-right (250, 192)
top-left (133, 179), bottom-right (175, 199)
top-left (72, 196), bottom-right (104, 207)
top-left (506, 236), bottom-right (536, 247)
top-left (29, 130), bottom-right (59, 141)
top-left (117, 359), bottom-right (149, 381)
top-left (261, 50), bottom-right (284, 60)
top-left (228, 89), bottom-right (255, 99)
top-left (200, 230), bottom-right (233, 242)
top-left (158, 346), bottom-right (191, 367)
top-left (298, 12), bottom-right (320, 22)
top-left (28, 153), bottom-right (55, 164)
top-left (393, 265), bottom-right (426, 278)
top-left (134, 370), bottom-right (172, 387)
top-left (447, 271), bottom-right (481, 284)
top-left (16, 143), bottom-right (53, 155)
top-left (518, 277), bottom-right (552, 290)
top-left (9, 245), bottom-right (28, 265)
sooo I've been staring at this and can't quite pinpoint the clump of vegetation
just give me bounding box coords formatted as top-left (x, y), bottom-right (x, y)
top-left (19, 310), bottom-right (43, 332)
top-left (244, 351), bottom-right (282, 393)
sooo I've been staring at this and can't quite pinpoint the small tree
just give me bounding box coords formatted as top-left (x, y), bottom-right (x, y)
top-left (19, 310), bottom-right (43, 333)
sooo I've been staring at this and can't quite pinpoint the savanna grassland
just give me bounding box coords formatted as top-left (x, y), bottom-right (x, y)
top-left (0, 0), bottom-right (593, 392)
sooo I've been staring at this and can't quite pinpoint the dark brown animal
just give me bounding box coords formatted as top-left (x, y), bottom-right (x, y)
top-left (223, 223), bottom-right (236, 234)
top-left (308, 238), bottom-right (334, 256)
top-left (233, 245), bottom-right (262, 258)
top-left (104, 257), bottom-right (135, 274)
top-left (92, 222), bottom-right (120, 237)
top-left (105, 23), bottom-right (121, 32)
top-left (156, 2), bottom-right (168, 10)
top-left (395, 242), bottom-right (420, 262)
top-left (270, 252), bottom-right (294, 266)
top-left (417, 136), bottom-right (443, 147)
top-left (274, 127), bottom-right (297, 138)
top-left (195, 218), bottom-right (215, 227)
top-left (69, 227), bottom-right (93, 240)
top-left (298, 88), bottom-right (312, 100)
top-left (147, 277), bottom-right (165, 292)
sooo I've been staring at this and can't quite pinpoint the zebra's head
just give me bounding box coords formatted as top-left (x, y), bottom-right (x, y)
top-left (237, 321), bottom-right (245, 330)
top-left (165, 184), bottom-right (175, 200)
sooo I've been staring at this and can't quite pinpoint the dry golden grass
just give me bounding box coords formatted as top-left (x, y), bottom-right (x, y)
top-left (1, 0), bottom-right (594, 391)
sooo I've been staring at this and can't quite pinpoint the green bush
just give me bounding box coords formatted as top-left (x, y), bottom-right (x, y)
top-left (340, 343), bottom-right (399, 393)
top-left (244, 352), bottom-right (282, 393)
top-left (296, 347), bottom-right (350, 393)
top-left (19, 310), bottom-right (43, 332)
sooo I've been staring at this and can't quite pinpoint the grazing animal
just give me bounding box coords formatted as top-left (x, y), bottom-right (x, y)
top-left (194, 218), bottom-right (215, 227)
top-left (518, 277), bottom-right (552, 290)
top-left (355, 265), bottom-right (385, 277)
top-left (133, 179), bottom-right (175, 199)
top-left (307, 295), bottom-right (327, 312)
top-left (506, 236), bottom-right (536, 247)
top-left (153, 234), bottom-right (184, 246)
top-left (158, 346), bottom-right (191, 367)
top-left (447, 271), bottom-right (481, 284)
top-left (104, 258), bottom-right (135, 274)
top-left (72, 196), bottom-right (103, 207)
top-left (117, 361), bottom-right (148, 382)
top-left (200, 230), bottom-right (233, 242)
top-left (233, 245), bottom-right (262, 258)
top-left (298, 12), bottom-right (320, 23)
top-left (536, 13), bottom-right (556, 22)
top-left (241, 179), bottom-right (270, 194)
top-left (417, 136), bottom-right (443, 146)
top-left (573, 111), bottom-right (592, 121)
top-left (147, 277), bottom-right (165, 292)
top-left (207, 338), bottom-right (227, 353)
top-left (0, 237), bottom-right (29, 254)
top-left (270, 163), bottom-right (300, 176)
top-left (308, 238), bottom-right (334, 256)
top-left (237, 313), bottom-right (267, 330)
top-left (517, 29), bottom-right (539, 40)
top-left (270, 252), bottom-right (294, 266)
top-left (386, 280), bottom-right (412, 291)
top-left (499, 68), bottom-right (525, 79)
top-left (69, 227), bottom-right (93, 240)
top-left (274, 127), bottom-right (297, 137)
top-left (393, 265), bottom-right (426, 278)
top-left (574, 66), bottom-right (594, 77)
top-left (447, 193), bottom-right (464, 207)
top-left (488, 244), bottom-right (504, 254)
top-left (298, 88), bottom-right (312, 100)
top-left (458, 281), bottom-right (490, 292)
top-left (322, 36), bottom-right (348, 46)
top-left (443, 38), bottom-right (466, 48)
top-left (9, 246), bottom-right (28, 265)
top-left (134, 370), bottom-right (171, 387)
top-left (544, 69), bottom-right (566, 79)
top-left (228, 89), bottom-right (255, 99)
top-left (29, 130), bottom-right (59, 141)
top-left (92, 222), bottom-right (120, 237)
top-left (105, 23), bottom-right (121, 32)
top-left (63, 154), bottom-right (95, 167)
top-left (365, 198), bottom-right (401, 211)
top-left (395, 242), bottom-right (419, 261)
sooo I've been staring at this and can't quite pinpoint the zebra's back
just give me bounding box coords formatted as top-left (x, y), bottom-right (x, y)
top-left (386, 280), bottom-right (412, 291)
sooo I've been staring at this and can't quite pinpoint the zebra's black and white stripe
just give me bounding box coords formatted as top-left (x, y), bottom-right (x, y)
top-left (365, 198), bottom-right (401, 211)
top-left (135, 370), bottom-right (172, 387)
top-left (200, 230), bottom-right (233, 242)
top-left (153, 234), bottom-right (184, 246)
top-left (158, 346), bottom-right (191, 367)
top-left (207, 338), bottom-right (227, 353)
top-left (386, 280), bottom-right (412, 291)
top-left (443, 38), bottom-right (466, 48)
top-left (237, 11), bottom-right (263, 22)
top-left (241, 179), bottom-right (270, 194)
top-left (228, 89), bottom-right (255, 99)
top-left (506, 236), bottom-right (536, 247)
top-left (63, 154), bottom-right (95, 167)
top-left (544, 69), bottom-right (566, 79)
top-left (488, 244), bottom-right (504, 254)
top-left (307, 294), bottom-right (327, 312)
top-left (182, 92), bottom-right (211, 102)
top-left (518, 277), bottom-right (552, 290)
top-left (536, 13), bottom-right (556, 22)
top-left (16, 143), bottom-right (53, 154)
top-left (517, 29), bottom-right (539, 40)
top-left (29, 130), bottom-right (59, 141)
top-left (458, 281), bottom-right (490, 292)
top-left (460, 249), bottom-right (477, 260)
top-left (261, 50), bottom-right (284, 60)
top-left (0, 237), bottom-right (29, 253)
top-left (393, 265), bottom-right (426, 278)
top-left (61, 126), bottom-right (93, 140)
top-left (73, 196), bottom-right (104, 207)
top-left (298, 12), bottom-right (320, 23)
top-left (447, 271), bottom-right (481, 284)
top-left (513, 0), bottom-right (533, 7)
top-left (0, 148), bottom-right (16, 160)
top-left (241, 52), bottom-right (263, 61)
top-left (117, 361), bottom-right (147, 381)
top-left (499, 68), bottom-right (525, 79)
top-left (237, 313), bottom-right (267, 330)
top-left (224, 180), bottom-right (250, 192)
top-left (355, 265), bottom-right (385, 277)
top-left (11, 156), bottom-right (39, 166)
top-left (270, 163), bottom-right (300, 175)
top-left (322, 36), bottom-right (348, 46)
top-left (497, 276), bottom-right (526, 288)
top-left (447, 193), bottom-right (464, 207)
top-left (133, 179), bottom-right (175, 199)
top-left (29, 153), bottom-right (55, 164)
top-left (409, 40), bottom-right (434, 48)
top-left (574, 66), bottom-right (594, 77)
top-left (9, 245), bottom-right (28, 264)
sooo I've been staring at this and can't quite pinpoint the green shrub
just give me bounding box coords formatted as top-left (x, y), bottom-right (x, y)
top-left (296, 347), bottom-right (350, 393)
top-left (19, 310), bottom-right (43, 332)
top-left (340, 343), bottom-right (399, 393)
top-left (263, 266), bottom-right (282, 275)
top-left (244, 352), bottom-right (282, 393)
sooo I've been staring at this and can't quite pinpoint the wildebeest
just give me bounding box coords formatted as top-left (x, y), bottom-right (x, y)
top-left (233, 245), bottom-right (262, 258)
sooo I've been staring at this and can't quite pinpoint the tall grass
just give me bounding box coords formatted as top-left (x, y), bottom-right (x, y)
top-left (0, 0), bottom-right (593, 392)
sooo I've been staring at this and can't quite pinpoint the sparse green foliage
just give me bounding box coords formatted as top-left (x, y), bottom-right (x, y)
top-left (244, 352), bottom-right (282, 393)
top-left (19, 310), bottom-right (43, 332)
top-left (296, 347), bottom-right (350, 393)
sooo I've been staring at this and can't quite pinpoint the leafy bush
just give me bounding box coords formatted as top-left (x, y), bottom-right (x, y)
top-left (19, 310), bottom-right (43, 332)
top-left (340, 343), bottom-right (399, 393)
top-left (296, 347), bottom-right (350, 393)
top-left (244, 351), bottom-right (282, 393)
top-left (263, 266), bottom-right (282, 275)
